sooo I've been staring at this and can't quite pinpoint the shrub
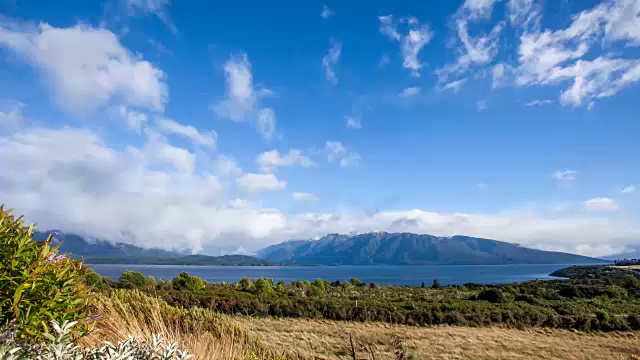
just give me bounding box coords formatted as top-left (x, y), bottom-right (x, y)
top-left (432, 279), bottom-right (441, 289)
top-left (0, 206), bottom-right (93, 340)
top-left (349, 278), bottom-right (363, 287)
top-left (477, 289), bottom-right (504, 303)
top-left (239, 277), bottom-right (252, 290)
top-left (313, 278), bottom-right (326, 291)
top-left (120, 270), bottom-right (156, 291)
top-left (369, 282), bottom-right (377, 289)
top-left (172, 272), bottom-right (205, 292)
top-left (254, 278), bottom-right (273, 296)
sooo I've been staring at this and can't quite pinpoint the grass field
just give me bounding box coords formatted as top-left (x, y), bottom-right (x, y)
top-left (239, 317), bottom-right (640, 360)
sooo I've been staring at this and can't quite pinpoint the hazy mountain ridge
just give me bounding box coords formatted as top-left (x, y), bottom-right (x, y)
top-left (257, 232), bottom-right (607, 265)
top-left (34, 231), bottom-right (275, 266)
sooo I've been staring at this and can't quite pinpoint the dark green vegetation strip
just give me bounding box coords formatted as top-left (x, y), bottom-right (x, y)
top-left (86, 266), bottom-right (640, 332)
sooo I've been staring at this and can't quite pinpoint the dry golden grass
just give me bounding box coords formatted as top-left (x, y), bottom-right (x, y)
top-left (239, 317), bottom-right (640, 360)
top-left (80, 290), bottom-right (282, 360)
top-left (613, 265), bottom-right (640, 270)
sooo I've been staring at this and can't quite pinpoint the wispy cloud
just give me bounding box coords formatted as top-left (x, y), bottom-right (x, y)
top-left (552, 169), bottom-right (578, 182)
top-left (320, 4), bottom-right (334, 19)
top-left (322, 39), bottom-right (342, 84)
top-left (379, 15), bottom-right (433, 77)
top-left (399, 87), bottom-right (421, 97)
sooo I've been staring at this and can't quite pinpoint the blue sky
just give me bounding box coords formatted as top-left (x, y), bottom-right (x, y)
top-left (0, 0), bottom-right (639, 256)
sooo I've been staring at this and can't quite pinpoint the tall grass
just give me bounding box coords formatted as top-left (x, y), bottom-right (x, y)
top-left (81, 290), bottom-right (284, 360)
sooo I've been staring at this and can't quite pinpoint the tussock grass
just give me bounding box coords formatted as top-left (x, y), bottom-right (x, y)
top-left (81, 290), bottom-right (283, 360)
top-left (239, 317), bottom-right (640, 359)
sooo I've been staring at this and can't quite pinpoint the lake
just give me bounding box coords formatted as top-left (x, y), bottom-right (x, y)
top-left (89, 263), bottom-right (578, 286)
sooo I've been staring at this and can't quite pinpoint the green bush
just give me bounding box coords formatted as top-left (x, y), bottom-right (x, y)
top-left (172, 272), bottom-right (205, 291)
top-left (119, 270), bottom-right (156, 291)
top-left (0, 206), bottom-right (93, 340)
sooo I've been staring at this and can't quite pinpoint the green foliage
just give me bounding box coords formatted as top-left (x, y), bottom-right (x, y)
top-left (120, 270), bottom-right (156, 291)
top-left (369, 282), bottom-right (377, 289)
top-left (0, 206), bottom-right (93, 341)
top-left (313, 278), bottom-right (326, 291)
top-left (431, 279), bottom-right (441, 289)
top-left (350, 278), bottom-right (363, 287)
top-left (239, 276), bottom-right (252, 291)
top-left (476, 289), bottom-right (504, 303)
top-left (172, 272), bottom-right (205, 291)
top-left (254, 277), bottom-right (273, 297)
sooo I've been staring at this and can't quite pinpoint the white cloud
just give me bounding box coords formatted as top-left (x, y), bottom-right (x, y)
top-left (111, 106), bottom-right (149, 132)
top-left (491, 63), bottom-right (515, 88)
top-left (379, 15), bottom-right (433, 77)
top-left (514, 0), bottom-right (640, 107)
top-left (257, 107), bottom-right (276, 140)
top-left (292, 192), bottom-right (320, 202)
top-left (213, 155), bottom-right (243, 178)
top-left (0, 22), bottom-right (167, 117)
top-left (345, 115), bottom-right (361, 129)
top-left (213, 53), bottom-right (258, 121)
top-left (156, 117), bottom-right (216, 148)
top-left (322, 39), bottom-right (342, 84)
top-left (525, 99), bottom-right (553, 106)
top-left (584, 197), bottom-right (618, 211)
top-left (552, 169), bottom-right (578, 182)
top-left (256, 149), bottom-right (315, 172)
top-left (435, 6), bottom-right (504, 90)
top-left (143, 129), bottom-right (196, 173)
top-left (507, 0), bottom-right (540, 29)
top-left (621, 185), bottom-right (636, 194)
top-left (0, 100), bottom-right (25, 128)
top-left (476, 100), bottom-right (488, 112)
top-left (126, 0), bottom-right (177, 33)
top-left (440, 78), bottom-right (468, 93)
top-left (325, 141), bottom-right (360, 168)
top-left (236, 172), bottom-right (287, 193)
top-left (399, 87), bottom-right (421, 97)
top-left (321, 4), bottom-right (334, 19)
top-left (1, 126), bottom-right (639, 256)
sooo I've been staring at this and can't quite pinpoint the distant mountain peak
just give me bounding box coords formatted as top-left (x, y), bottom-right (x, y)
top-left (257, 231), bottom-right (606, 265)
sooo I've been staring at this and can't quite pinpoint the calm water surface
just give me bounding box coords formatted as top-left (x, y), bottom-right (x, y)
top-left (90, 264), bottom-right (580, 286)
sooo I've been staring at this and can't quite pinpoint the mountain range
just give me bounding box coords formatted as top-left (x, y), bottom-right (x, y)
top-left (257, 232), bottom-right (607, 265)
top-left (34, 231), bottom-right (276, 266)
top-left (36, 230), bottom-right (608, 266)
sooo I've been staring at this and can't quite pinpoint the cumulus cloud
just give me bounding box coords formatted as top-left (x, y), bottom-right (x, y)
top-left (156, 117), bottom-right (217, 148)
top-left (379, 15), bottom-right (433, 77)
top-left (0, 22), bottom-right (167, 117)
top-left (552, 169), bottom-right (578, 182)
top-left (322, 39), bottom-right (342, 84)
top-left (2, 126), bottom-right (639, 256)
top-left (321, 4), bottom-right (334, 19)
top-left (256, 149), bottom-right (315, 172)
top-left (292, 192), bottom-right (320, 201)
top-left (584, 197), bottom-right (618, 211)
top-left (236, 172), bottom-right (287, 193)
top-left (399, 87), bottom-right (421, 97)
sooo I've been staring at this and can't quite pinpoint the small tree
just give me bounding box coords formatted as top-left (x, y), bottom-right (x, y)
top-left (431, 279), bottom-right (441, 289)
top-left (369, 281), bottom-right (377, 289)
top-left (120, 270), bottom-right (155, 291)
top-left (0, 206), bottom-right (93, 340)
top-left (421, 281), bottom-right (426, 288)
top-left (350, 278), bottom-right (363, 287)
top-left (239, 276), bottom-right (252, 290)
top-left (172, 272), bottom-right (204, 291)
top-left (313, 278), bottom-right (326, 291)
top-left (254, 277), bottom-right (273, 296)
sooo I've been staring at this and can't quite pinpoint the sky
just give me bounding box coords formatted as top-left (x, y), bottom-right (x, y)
top-left (0, 0), bottom-right (639, 257)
